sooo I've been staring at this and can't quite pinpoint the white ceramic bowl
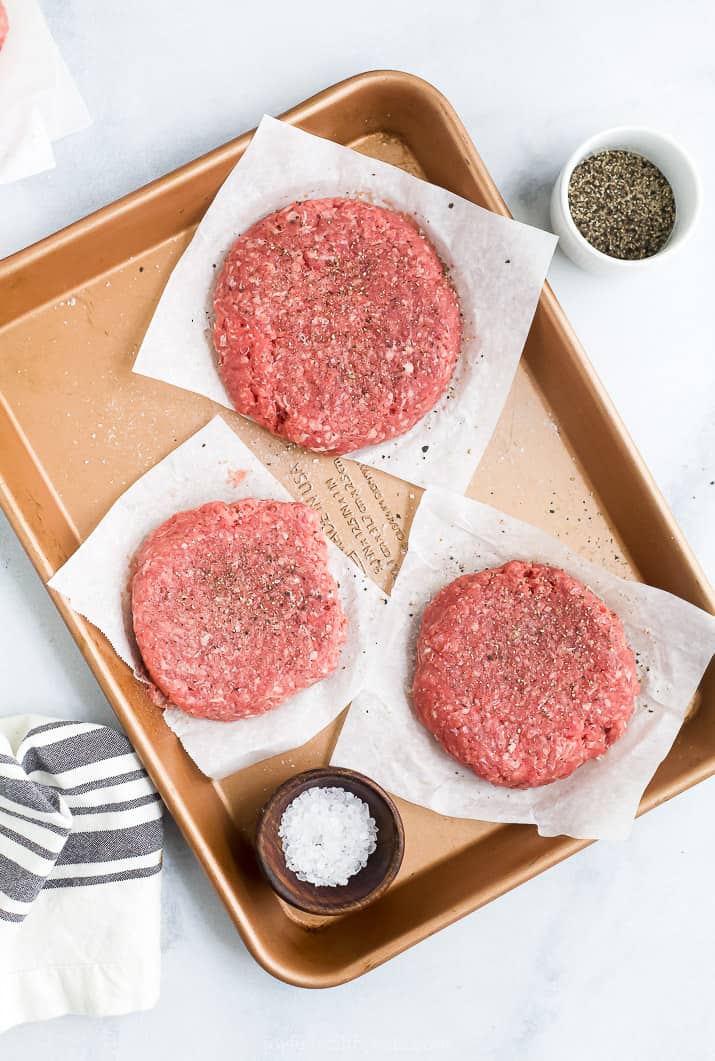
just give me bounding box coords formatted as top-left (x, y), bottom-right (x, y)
top-left (550, 126), bottom-right (701, 274)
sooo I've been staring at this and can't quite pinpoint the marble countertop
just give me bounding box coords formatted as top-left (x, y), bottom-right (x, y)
top-left (2, 2), bottom-right (714, 1058)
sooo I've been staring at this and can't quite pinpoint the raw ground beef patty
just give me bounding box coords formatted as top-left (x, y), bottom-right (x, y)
top-left (0, 2), bottom-right (8, 50)
top-left (413, 561), bottom-right (639, 788)
top-left (131, 499), bottom-right (348, 721)
top-left (213, 197), bottom-right (462, 454)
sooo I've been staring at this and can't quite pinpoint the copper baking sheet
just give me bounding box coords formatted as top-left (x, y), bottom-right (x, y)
top-left (1, 71), bottom-right (713, 988)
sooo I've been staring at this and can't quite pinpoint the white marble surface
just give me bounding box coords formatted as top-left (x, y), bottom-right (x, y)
top-left (2, 1), bottom-right (714, 1058)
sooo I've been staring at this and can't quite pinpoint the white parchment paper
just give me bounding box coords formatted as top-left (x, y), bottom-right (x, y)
top-left (133, 115), bottom-right (557, 492)
top-left (0, 0), bottom-right (91, 184)
top-left (331, 488), bottom-right (715, 839)
top-left (49, 417), bottom-right (387, 779)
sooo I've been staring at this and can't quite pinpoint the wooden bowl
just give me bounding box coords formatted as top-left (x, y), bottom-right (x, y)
top-left (255, 767), bottom-right (405, 916)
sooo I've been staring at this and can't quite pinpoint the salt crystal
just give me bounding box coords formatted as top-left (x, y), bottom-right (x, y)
top-left (278, 785), bottom-right (378, 887)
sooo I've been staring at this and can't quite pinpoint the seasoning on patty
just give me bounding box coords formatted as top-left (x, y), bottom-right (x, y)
top-left (131, 499), bottom-right (348, 721)
top-left (213, 198), bottom-right (462, 454)
top-left (413, 560), bottom-right (639, 788)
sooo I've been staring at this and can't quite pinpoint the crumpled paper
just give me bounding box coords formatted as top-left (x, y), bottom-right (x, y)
top-left (133, 115), bottom-right (557, 492)
top-left (49, 416), bottom-right (387, 779)
top-left (0, 0), bottom-right (91, 184)
top-left (331, 487), bottom-right (715, 839)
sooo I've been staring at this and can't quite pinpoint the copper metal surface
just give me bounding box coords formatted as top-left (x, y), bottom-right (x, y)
top-left (1, 71), bottom-right (713, 987)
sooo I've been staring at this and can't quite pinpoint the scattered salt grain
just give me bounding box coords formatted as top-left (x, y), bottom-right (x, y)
top-left (278, 786), bottom-right (378, 887)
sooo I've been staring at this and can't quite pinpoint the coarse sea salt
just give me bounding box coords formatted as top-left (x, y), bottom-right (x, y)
top-left (278, 786), bottom-right (378, 887)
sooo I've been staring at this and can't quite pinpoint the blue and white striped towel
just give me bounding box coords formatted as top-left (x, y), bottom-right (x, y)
top-left (0, 716), bottom-right (163, 1033)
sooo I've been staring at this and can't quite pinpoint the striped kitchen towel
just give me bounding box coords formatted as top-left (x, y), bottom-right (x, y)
top-left (0, 715), bottom-right (163, 1033)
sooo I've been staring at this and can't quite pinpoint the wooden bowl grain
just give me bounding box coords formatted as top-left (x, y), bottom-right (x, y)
top-left (255, 767), bottom-right (405, 916)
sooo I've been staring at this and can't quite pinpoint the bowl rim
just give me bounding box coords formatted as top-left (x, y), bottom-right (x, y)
top-left (556, 124), bottom-right (702, 270)
top-left (255, 766), bottom-right (405, 916)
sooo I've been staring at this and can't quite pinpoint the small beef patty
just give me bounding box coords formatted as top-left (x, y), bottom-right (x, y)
top-left (413, 561), bottom-right (639, 788)
top-left (131, 499), bottom-right (348, 721)
top-left (0, 3), bottom-right (8, 50)
top-left (213, 197), bottom-right (462, 454)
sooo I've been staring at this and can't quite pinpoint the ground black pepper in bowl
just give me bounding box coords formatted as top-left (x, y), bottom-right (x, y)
top-left (567, 150), bottom-right (676, 260)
